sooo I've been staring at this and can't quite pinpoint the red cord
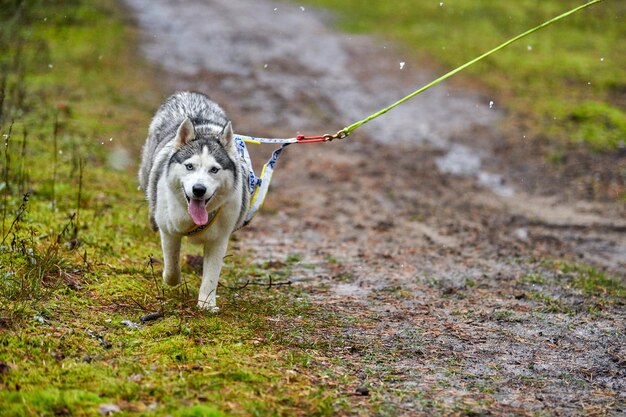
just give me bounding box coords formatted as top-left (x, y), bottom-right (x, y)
top-left (296, 134), bottom-right (328, 144)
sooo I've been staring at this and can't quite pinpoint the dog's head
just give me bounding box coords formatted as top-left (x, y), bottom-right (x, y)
top-left (169, 118), bottom-right (237, 225)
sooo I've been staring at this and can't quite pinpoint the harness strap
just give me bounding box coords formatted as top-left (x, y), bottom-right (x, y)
top-left (235, 134), bottom-right (298, 145)
top-left (245, 144), bottom-right (289, 225)
top-left (184, 207), bottom-right (222, 236)
top-left (234, 135), bottom-right (290, 226)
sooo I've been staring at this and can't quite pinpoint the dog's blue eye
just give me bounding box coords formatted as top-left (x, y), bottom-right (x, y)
top-left (185, 164), bottom-right (194, 171)
top-left (209, 167), bottom-right (220, 174)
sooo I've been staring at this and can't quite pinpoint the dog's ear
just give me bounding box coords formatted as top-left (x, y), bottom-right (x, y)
top-left (174, 117), bottom-right (195, 148)
top-left (219, 121), bottom-right (234, 149)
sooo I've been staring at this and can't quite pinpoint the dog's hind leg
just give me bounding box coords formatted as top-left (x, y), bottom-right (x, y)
top-left (160, 231), bottom-right (182, 286)
top-left (198, 238), bottom-right (229, 312)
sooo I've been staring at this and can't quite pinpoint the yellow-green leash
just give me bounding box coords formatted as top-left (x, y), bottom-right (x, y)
top-left (335, 0), bottom-right (605, 139)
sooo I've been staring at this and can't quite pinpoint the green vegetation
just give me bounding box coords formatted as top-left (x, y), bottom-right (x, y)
top-left (558, 260), bottom-right (626, 298)
top-left (298, 0), bottom-right (626, 151)
top-left (520, 260), bottom-right (625, 314)
top-left (0, 2), bottom-right (348, 415)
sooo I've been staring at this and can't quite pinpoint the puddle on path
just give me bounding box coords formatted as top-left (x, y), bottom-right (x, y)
top-left (436, 144), bottom-right (514, 196)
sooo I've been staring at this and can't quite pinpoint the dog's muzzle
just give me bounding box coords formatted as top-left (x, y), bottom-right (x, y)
top-left (192, 184), bottom-right (207, 198)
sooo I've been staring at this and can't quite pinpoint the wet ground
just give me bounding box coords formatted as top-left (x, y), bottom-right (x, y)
top-left (124, 0), bottom-right (625, 415)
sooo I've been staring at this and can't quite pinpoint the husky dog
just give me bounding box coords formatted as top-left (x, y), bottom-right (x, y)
top-left (139, 91), bottom-right (250, 311)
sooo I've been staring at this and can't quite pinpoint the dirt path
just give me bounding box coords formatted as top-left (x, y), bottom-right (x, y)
top-left (124, 0), bottom-right (625, 415)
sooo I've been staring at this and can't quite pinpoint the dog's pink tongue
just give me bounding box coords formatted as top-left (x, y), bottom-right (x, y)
top-left (188, 199), bottom-right (208, 225)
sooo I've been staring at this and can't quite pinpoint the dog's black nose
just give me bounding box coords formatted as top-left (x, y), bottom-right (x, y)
top-left (192, 184), bottom-right (207, 197)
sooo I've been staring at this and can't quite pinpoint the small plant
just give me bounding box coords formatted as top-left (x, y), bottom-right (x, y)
top-left (558, 261), bottom-right (625, 299)
top-left (526, 291), bottom-right (573, 315)
top-left (0, 193), bottom-right (83, 327)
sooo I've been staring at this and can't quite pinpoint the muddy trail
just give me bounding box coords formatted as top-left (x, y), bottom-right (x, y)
top-left (124, 0), bottom-right (625, 415)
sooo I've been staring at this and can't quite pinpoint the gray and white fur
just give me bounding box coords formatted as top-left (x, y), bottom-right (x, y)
top-left (139, 91), bottom-right (250, 311)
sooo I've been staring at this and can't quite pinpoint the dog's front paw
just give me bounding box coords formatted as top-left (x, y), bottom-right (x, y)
top-left (197, 298), bottom-right (219, 313)
top-left (162, 271), bottom-right (181, 286)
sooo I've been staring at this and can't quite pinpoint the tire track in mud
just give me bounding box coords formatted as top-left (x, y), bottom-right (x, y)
top-left (124, 0), bottom-right (625, 414)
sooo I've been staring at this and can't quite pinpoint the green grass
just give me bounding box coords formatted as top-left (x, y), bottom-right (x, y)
top-left (296, 0), bottom-right (626, 151)
top-left (520, 260), bottom-right (625, 314)
top-left (558, 261), bottom-right (626, 298)
top-left (0, 2), bottom-right (349, 415)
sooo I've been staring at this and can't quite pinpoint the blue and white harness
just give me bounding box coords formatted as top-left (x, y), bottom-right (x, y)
top-left (234, 134), bottom-right (299, 225)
